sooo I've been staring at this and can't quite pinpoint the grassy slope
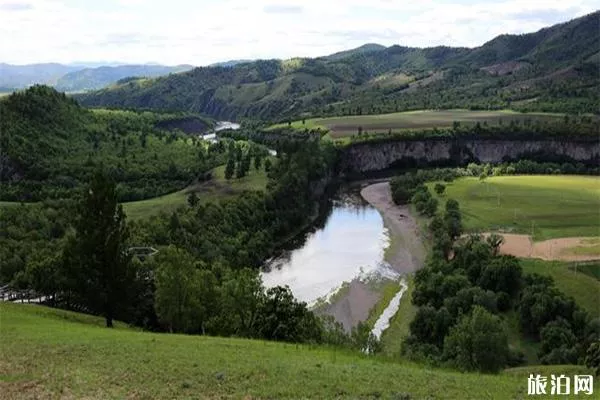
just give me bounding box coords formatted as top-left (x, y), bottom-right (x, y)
top-left (1, 302), bottom-right (576, 400)
top-left (430, 175), bottom-right (600, 240)
top-left (269, 110), bottom-right (563, 137)
top-left (520, 259), bottom-right (600, 318)
top-left (122, 164), bottom-right (269, 220)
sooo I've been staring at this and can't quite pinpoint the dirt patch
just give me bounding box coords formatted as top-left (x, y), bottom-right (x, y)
top-left (315, 279), bottom-right (380, 332)
top-left (360, 182), bottom-right (426, 273)
top-left (481, 233), bottom-right (600, 261)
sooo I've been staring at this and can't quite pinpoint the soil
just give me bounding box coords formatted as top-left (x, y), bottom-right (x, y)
top-left (360, 182), bottom-right (426, 273)
top-left (481, 233), bottom-right (600, 261)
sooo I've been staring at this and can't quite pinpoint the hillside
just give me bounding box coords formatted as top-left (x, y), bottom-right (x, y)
top-left (3, 302), bottom-right (587, 399)
top-left (77, 12), bottom-right (600, 119)
top-left (54, 64), bottom-right (194, 92)
top-left (0, 86), bottom-right (221, 202)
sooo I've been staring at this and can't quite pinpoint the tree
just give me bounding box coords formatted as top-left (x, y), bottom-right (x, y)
top-left (538, 318), bottom-right (578, 364)
top-left (264, 158), bottom-right (272, 173)
top-left (62, 169), bottom-right (135, 327)
top-left (187, 192), bottom-right (199, 207)
top-left (225, 157), bottom-right (235, 180)
top-left (443, 306), bottom-right (509, 373)
top-left (434, 183), bottom-right (446, 196)
top-left (585, 341), bottom-right (600, 376)
top-left (154, 246), bottom-right (201, 333)
top-left (254, 155), bottom-right (262, 170)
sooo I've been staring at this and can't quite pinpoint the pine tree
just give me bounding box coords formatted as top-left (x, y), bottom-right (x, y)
top-left (62, 169), bottom-right (136, 327)
top-left (225, 157), bottom-right (235, 180)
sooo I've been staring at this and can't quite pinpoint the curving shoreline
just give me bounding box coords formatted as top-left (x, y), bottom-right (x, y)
top-left (360, 181), bottom-right (426, 273)
top-left (315, 182), bottom-right (426, 332)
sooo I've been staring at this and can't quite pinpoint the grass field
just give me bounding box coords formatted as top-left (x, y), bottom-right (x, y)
top-left (430, 175), bottom-right (600, 240)
top-left (122, 164), bottom-right (269, 220)
top-left (5, 302), bottom-right (595, 399)
top-left (269, 109), bottom-right (563, 138)
top-left (521, 259), bottom-right (600, 318)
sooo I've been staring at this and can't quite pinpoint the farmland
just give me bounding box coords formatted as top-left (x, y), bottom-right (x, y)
top-left (270, 110), bottom-right (565, 138)
top-left (429, 175), bottom-right (600, 241)
top-left (4, 302), bottom-right (592, 400)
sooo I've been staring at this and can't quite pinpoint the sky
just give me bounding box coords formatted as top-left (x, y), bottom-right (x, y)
top-left (0, 0), bottom-right (597, 65)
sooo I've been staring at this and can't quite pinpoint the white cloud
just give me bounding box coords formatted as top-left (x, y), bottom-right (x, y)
top-left (0, 0), bottom-right (596, 64)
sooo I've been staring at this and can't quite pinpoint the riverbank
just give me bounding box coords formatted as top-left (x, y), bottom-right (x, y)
top-left (361, 181), bottom-right (426, 273)
top-left (315, 182), bottom-right (426, 332)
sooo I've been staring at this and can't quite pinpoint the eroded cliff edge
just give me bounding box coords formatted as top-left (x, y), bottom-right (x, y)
top-left (339, 138), bottom-right (600, 173)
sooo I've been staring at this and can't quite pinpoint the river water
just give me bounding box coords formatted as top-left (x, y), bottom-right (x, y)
top-left (261, 191), bottom-right (398, 306)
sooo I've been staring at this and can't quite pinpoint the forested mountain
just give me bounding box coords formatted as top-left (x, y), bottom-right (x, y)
top-left (77, 11), bottom-right (600, 120)
top-left (54, 64), bottom-right (194, 92)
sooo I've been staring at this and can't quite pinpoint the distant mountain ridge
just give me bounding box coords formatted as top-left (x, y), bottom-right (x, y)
top-left (0, 63), bottom-right (194, 92)
top-left (73, 11), bottom-right (599, 118)
top-left (54, 64), bottom-right (194, 91)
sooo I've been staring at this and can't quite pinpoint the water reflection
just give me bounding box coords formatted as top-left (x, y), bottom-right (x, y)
top-left (261, 190), bottom-right (390, 304)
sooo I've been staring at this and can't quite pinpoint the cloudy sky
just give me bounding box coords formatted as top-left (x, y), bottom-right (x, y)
top-left (0, 0), bottom-right (597, 65)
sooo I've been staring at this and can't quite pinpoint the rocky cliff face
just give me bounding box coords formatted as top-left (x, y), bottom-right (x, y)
top-left (340, 138), bottom-right (600, 173)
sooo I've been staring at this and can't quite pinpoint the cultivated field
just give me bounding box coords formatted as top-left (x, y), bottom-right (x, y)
top-left (431, 175), bottom-right (600, 242)
top-left (4, 302), bottom-right (595, 399)
top-left (271, 110), bottom-right (564, 138)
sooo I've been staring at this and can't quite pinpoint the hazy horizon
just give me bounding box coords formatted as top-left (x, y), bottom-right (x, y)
top-left (0, 0), bottom-right (597, 65)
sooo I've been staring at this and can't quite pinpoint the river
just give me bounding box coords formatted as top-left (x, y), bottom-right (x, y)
top-left (261, 188), bottom-right (409, 334)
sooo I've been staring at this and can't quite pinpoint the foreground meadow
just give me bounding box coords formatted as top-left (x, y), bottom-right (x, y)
top-left (1, 302), bottom-right (574, 400)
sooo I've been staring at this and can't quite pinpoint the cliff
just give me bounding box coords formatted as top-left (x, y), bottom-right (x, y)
top-left (339, 138), bottom-right (600, 173)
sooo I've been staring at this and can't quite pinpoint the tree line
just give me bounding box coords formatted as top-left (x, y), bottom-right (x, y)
top-left (389, 170), bottom-right (600, 373)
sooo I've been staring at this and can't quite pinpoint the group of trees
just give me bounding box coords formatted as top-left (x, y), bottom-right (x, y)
top-left (391, 170), bottom-right (600, 373)
top-left (0, 86), bottom-right (229, 202)
top-left (4, 139), bottom-right (379, 348)
top-left (223, 141), bottom-right (270, 180)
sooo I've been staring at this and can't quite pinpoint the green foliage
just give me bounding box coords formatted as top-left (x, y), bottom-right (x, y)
top-left (62, 169), bottom-right (137, 327)
top-left (77, 12), bottom-right (599, 119)
top-left (443, 306), bottom-right (509, 373)
top-left (0, 86), bottom-right (223, 202)
top-left (434, 183), bottom-right (445, 195)
top-left (154, 246), bottom-right (203, 333)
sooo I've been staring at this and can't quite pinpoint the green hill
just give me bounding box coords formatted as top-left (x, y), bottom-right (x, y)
top-left (5, 302), bottom-right (593, 399)
top-left (77, 12), bottom-right (599, 119)
top-left (0, 85), bottom-right (223, 202)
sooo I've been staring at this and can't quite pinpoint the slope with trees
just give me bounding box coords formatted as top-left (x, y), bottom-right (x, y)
top-left (77, 12), bottom-right (599, 119)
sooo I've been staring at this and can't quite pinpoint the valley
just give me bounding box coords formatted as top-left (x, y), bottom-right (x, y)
top-left (1, 8), bottom-right (600, 400)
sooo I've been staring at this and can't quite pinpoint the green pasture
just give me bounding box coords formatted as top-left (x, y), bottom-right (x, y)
top-left (3, 302), bottom-right (586, 399)
top-left (520, 259), bottom-right (600, 318)
top-left (269, 109), bottom-right (564, 138)
top-left (430, 175), bottom-right (600, 240)
top-left (122, 163), bottom-right (269, 220)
